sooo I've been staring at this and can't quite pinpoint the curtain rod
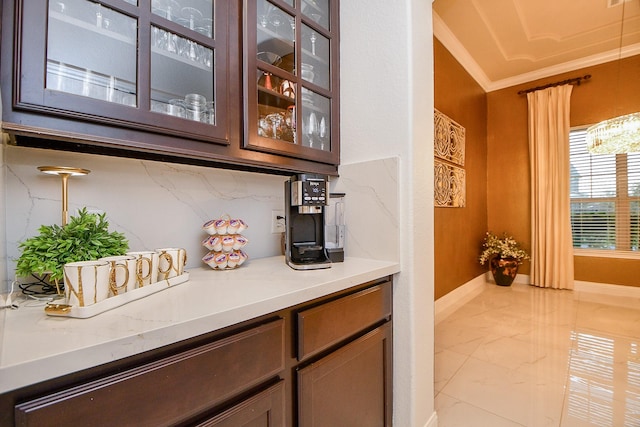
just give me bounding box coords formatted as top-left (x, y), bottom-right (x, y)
top-left (517, 74), bottom-right (591, 95)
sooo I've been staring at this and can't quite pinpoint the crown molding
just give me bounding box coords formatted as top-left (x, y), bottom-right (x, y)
top-left (432, 11), bottom-right (492, 92)
top-left (433, 11), bottom-right (640, 93)
top-left (487, 44), bottom-right (640, 92)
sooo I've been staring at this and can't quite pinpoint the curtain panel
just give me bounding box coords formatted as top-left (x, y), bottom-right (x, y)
top-left (527, 85), bottom-right (575, 289)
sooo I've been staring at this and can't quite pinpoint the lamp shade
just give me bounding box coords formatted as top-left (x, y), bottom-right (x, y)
top-left (38, 166), bottom-right (90, 225)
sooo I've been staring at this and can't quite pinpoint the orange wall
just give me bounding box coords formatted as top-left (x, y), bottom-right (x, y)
top-left (434, 38), bottom-right (488, 299)
top-left (487, 55), bottom-right (640, 287)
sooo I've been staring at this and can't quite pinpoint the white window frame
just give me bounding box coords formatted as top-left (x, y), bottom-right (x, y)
top-left (569, 126), bottom-right (640, 259)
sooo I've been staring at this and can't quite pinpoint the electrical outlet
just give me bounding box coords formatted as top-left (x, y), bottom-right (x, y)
top-left (271, 210), bottom-right (285, 234)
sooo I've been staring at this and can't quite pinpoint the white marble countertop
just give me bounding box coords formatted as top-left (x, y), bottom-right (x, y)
top-left (0, 256), bottom-right (399, 394)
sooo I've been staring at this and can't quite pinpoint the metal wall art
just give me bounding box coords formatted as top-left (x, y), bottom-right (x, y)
top-left (434, 159), bottom-right (466, 208)
top-left (434, 109), bottom-right (465, 166)
top-left (434, 109), bottom-right (466, 207)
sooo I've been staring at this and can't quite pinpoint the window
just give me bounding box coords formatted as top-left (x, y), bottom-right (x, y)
top-left (570, 128), bottom-right (640, 253)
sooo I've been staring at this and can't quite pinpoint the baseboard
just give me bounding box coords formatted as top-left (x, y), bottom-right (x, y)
top-left (435, 274), bottom-right (487, 324)
top-left (575, 280), bottom-right (640, 298)
top-left (436, 273), bottom-right (640, 324)
top-left (513, 272), bottom-right (530, 284)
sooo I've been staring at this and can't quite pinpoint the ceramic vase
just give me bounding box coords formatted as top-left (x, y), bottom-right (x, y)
top-left (489, 257), bottom-right (520, 286)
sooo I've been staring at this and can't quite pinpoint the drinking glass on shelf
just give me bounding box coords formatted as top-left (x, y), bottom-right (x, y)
top-left (286, 105), bottom-right (296, 143)
top-left (203, 101), bottom-right (215, 124)
top-left (152, 0), bottom-right (181, 21)
top-left (307, 112), bottom-right (318, 148)
top-left (166, 32), bottom-right (178, 54)
top-left (270, 12), bottom-right (284, 32)
top-left (301, 64), bottom-right (314, 83)
top-left (184, 93), bottom-right (207, 121)
top-left (168, 99), bottom-right (186, 117)
top-left (151, 26), bottom-right (163, 49)
top-left (310, 32), bottom-right (317, 56)
top-left (258, 116), bottom-right (271, 138)
top-left (95, 3), bottom-right (103, 27)
top-left (52, 1), bottom-right (66, 14)
top-left (200, 47), bottom-right (213, 68)
top-left (319, 116), bottom-right (327, 150)
top-left (166, 0), bottom-right (180, 21)
top-left (267, 113), bottom-right (284, 139)
top-left (183, 40), bottom-right (198, 61)
top-left (196, 21), bottom-right (213, 37)
top-left (288, 17), bottom-right (295, 41)
top-left (181, 6), bottom-right (202, 30)
top-left (202, 18), bottom-right (214, 37)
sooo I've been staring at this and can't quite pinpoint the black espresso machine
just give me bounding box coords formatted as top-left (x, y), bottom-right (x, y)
top-left (284, 174), bottom-right (332, 270)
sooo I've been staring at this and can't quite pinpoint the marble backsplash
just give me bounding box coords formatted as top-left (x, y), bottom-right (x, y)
top-left (331, 157), bottom-right (399, 262)
top-left (2, 145), bottom-right (287, 289)
top-left (1, 144), bottom-right (399, 292)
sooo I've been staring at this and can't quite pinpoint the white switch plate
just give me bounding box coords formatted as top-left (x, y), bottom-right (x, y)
top-left (271, 210), bottom-right (285, 234)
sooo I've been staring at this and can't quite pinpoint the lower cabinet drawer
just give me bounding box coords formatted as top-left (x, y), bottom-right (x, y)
top-left (194, 380), bottom-right (285, 427)
top-left (297, 280), bottom-right (391, 360)
top-left (15, 319), bottom-right (284, 427)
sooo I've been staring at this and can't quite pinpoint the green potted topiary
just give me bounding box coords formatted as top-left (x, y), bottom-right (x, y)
top-left (15, 208), bottom-right (129, 294)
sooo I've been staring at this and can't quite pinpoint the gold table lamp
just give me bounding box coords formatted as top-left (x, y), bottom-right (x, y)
top-left (38, 166), bottom-right (91, 226)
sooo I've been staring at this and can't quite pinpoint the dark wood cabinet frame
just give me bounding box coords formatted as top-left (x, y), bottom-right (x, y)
top-left (0, 0), bottom-right (339, 176)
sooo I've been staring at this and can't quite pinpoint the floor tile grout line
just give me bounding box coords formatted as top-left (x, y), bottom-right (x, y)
top-left (436, 390), bottom-right (529, 427)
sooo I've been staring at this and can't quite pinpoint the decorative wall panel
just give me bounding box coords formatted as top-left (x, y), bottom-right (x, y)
top-left (434, 109), bottom-right (466, 207)
top-left (434, 159), bottom-right (466, 207)
top-left (434, 109), bottom-right (465, 166)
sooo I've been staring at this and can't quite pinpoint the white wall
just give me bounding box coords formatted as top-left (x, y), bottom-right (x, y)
top-left (340, 1), bottom-right (435, 426)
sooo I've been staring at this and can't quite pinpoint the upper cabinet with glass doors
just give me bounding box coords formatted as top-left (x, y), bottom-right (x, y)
top-left (12, 0), bottom-right (233, 145)
top-left (243, 0), bottom-right (339, 165)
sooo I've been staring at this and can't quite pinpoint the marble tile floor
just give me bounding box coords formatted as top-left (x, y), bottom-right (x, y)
top-left (435, 282), bottom-right (640, 427)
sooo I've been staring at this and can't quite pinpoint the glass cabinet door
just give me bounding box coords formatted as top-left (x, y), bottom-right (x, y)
top-left (47, 0), bottom-right (138, 106)
top-left (244, 0), bottom-right (339, 164)
top-left (149, 0), bottom-right (216, 125)
top-left (16, 0), bottom-right (232, 145)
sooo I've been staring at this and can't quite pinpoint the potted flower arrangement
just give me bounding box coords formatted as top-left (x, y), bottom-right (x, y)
top-left (479, 232), bottom-right (529, 286)
top-left (15, 208), bottom-right (129, 294)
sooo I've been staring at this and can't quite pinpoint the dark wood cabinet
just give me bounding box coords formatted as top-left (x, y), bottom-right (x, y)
top-left (295, 281), bottom-right (393, 427)
top-left (243, 0), bottom-right (340, 166)
top-left (0, 0), bottom-right (339, 175)
top-left (14, 319), bottom-right (285, 427)
top-left (194, 381), bottom-right (285, 427)
top-left (296, 283), bottom-right (392, 360)
top-left (297, 325), bottom-right (392, 427)
top-left (3, 276), bottom-right (391, 426)
top-left (13, 0), bottom-right (233, 146)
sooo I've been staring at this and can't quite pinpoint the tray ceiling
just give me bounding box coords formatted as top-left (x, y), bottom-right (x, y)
top-left (433, 0), bottom-right (640, 91)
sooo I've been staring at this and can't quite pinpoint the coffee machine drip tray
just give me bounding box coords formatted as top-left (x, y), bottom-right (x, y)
top-left (287, 257), bottom-right (331, 270)
top-left (293, 242), bottom-right (324, 254)
top-left (288, 242), bottom-right (331, 270)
